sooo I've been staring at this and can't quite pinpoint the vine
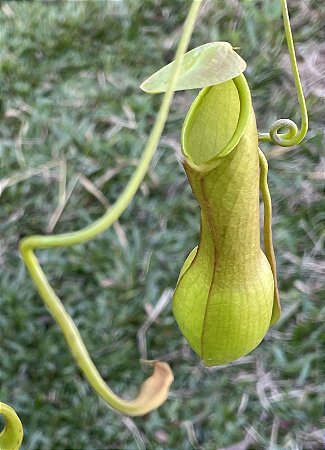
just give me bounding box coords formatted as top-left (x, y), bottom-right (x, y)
top-left (258, 0), bottom-right (308, 146)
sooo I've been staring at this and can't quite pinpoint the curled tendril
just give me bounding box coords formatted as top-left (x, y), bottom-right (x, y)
top-left (258, 0), bottom-right (308, 146)
top-left (0, 403), bottom-right (23, 450)
top-left (12, 0), bottom-right (202, 424)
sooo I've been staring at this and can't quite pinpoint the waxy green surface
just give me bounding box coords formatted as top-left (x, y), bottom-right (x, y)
top-left (173, 78), bottom-right (276, 365)
top-left (142, 41), bottom-right (280, 367)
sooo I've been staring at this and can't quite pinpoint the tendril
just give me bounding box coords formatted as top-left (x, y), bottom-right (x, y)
top-left (15, 0), bottom-right (202, 421)
top-left (0, 403), bottom-right (23, 450)
top-left (258, 0), bottom-right (308, 146)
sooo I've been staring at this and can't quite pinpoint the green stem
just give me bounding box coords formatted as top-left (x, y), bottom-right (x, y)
top-left (258, 0), bottom-right (308, 146)
top-left (19, 0), bottom-right (202, 417)
top-left (0, 403), bottom-right (24, 450)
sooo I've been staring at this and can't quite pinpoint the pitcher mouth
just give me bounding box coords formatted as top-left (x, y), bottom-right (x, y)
top-left (181, 74), bottom-right (251, 172)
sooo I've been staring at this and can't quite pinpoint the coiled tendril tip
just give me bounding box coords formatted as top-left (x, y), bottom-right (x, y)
top-left (258, 0), bottom-right (308, 147)
top-left (259, 118), bottom-right (301, 147)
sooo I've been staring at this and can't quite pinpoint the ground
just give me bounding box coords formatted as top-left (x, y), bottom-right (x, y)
top-left (0, 1), bottom-right (324, 449)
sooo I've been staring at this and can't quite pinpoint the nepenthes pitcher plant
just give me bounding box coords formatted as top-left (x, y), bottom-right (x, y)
top-left (0, 1), bottom-right (307, 448)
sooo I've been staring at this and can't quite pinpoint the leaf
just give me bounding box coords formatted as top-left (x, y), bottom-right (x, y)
top-left (140, 42), bottom-right (246, 93)
top-left (124, 362), bottom-right (174, 415)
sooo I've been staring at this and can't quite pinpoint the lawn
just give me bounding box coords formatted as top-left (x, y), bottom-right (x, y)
top-left (0, 1), bottom-right (324, 449)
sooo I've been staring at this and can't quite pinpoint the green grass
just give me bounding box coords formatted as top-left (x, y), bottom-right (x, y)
top-left (1, 1), bottom-right (324, 449)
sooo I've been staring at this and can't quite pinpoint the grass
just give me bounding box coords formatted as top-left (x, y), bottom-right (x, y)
top-left (0, 0), bottom-right (324, 449)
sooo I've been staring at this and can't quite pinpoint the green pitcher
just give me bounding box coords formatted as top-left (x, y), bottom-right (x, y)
top-left (173, 74), bottom-right (280, 366)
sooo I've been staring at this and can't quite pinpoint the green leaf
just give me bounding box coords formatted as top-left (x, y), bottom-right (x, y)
top-left (140, 42), bottom-right (246, 93)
